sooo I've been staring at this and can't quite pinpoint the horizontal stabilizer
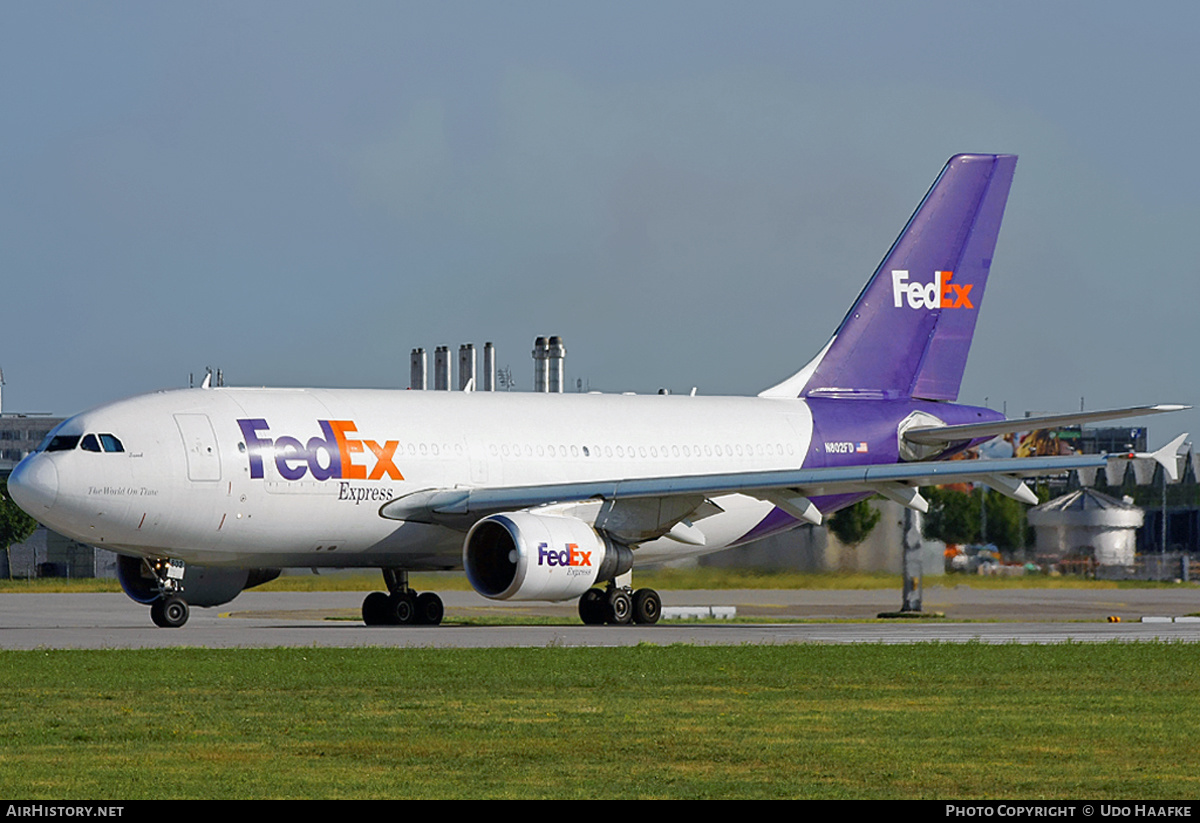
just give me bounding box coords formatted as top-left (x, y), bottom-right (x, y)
top-left (903, 405), bottom-right (1189, 447)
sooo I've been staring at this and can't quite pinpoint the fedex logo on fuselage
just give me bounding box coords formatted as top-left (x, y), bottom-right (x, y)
top-left (537, 542), bottom-right (592, 568)
top-left (237, 418), bottom-right (404, 482)
top-left (891, 270), bottom-right (974, 310)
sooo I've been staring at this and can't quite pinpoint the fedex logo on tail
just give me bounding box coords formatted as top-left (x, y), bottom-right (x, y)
top-left (237, 418), bottom-right (404, 482)
top-left (891, 270), bottom-right (974, 310)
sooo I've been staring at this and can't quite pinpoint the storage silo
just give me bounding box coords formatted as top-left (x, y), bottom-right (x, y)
top-left (1027, 489), bottom-right (1144, 567)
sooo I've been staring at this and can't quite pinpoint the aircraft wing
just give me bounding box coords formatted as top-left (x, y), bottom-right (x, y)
top-left (380, 434), bottom-right (1187, 533)
top-left (903, 404), bottom-right (1188, 446)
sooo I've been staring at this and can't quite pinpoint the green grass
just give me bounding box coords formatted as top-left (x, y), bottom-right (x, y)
top-left (1, 643), bottom-right (1198, 799)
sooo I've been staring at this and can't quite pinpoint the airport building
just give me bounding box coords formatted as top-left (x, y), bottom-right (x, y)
top-left (0, 414), bottom-right (62, 474)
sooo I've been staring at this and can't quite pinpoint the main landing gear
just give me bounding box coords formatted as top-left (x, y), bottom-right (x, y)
top-left (578, 585), bottom-right (661, 626)
top-left (362, 568), bottom-right (444, 626)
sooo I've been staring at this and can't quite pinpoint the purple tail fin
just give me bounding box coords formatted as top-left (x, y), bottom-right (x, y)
top-left (761, 154), bottom-right (1017, 401)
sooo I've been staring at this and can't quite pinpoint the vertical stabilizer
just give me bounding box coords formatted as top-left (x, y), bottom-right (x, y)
top-left (760, 154), bottom-right (1016, 401)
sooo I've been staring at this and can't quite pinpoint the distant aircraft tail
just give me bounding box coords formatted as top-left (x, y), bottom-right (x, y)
top-left (760, 154), bottom-right (1017, 401)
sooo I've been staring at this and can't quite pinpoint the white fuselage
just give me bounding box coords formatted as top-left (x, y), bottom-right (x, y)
top-left (14, 387), bottom-right (816, 569)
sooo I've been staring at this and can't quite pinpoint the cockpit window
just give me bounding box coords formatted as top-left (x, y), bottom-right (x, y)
top-left (39, 432), bottom-right (124, 454)
top-left (75, 433), bottom-right (125, 453)
top-left (45, 435), bottom-right (81, 452)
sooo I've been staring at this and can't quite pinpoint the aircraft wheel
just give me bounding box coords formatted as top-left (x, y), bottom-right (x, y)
top-left (606, 589), bottom-right (632, 625)
top-left (150, 596), bottom-right (189, 628)
top-left (362, 591), bottom-right (391, 625)
top-left (415, 592), bottom-right (444, 626)
top-left (578, 588), bottom-right (606, 625)
top-left (389, 590), bottom-right (418, 625)
top-left (632, 588), bottom-right (662, 625)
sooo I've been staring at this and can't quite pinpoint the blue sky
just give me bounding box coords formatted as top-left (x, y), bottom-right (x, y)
top-left (3, 1), bottom-right (1197, 443)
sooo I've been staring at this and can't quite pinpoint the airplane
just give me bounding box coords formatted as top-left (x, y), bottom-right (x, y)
top-left (7, 153), bottom-right (1189, 628)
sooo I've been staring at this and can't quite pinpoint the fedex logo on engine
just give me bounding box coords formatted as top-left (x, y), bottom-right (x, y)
top-left (237, 418), bottom-right (404, 482)
top-left (891, 270), bottom-right (974, 310)
top-left (537, 542), bottom-right (592, 568)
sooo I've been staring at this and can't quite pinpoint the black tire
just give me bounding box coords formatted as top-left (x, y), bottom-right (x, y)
top-left (578, 588), bottom-right (606, 625)
top-left (632, 588), bottom-right (662, 625)
top-left (415, 592), bottom-right (444, 626)
top-left (151, 596), bottom-right (189, 628)
top-left (389, 590), bottom-right (418, 625)
top-left (362, 591), bottom-right (391, 625)
top-left (606, 589), bottom-right (632, 625)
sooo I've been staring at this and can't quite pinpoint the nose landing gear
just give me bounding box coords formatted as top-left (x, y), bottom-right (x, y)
top-left (143, 558), bottom-right (190, 628)
top-left (150, 595), bottom-right (190, 628)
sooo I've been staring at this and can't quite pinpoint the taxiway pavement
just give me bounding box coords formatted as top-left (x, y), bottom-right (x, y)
top-left (2, 586), bottom-right (1199, 649)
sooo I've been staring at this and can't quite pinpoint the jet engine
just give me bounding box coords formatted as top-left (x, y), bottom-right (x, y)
top-left (464, 512), bottom-right (633, 601)
top-left (116, 554), bottom-right (281, 608)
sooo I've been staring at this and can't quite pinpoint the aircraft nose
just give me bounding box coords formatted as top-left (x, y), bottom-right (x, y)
top-left (7, 454), bottom-right (58, 515)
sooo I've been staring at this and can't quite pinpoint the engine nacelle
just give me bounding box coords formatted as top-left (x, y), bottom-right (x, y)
top-left (464, 512), bottom-right (633, 601)
top-left (117, 554), bottom-right (281, 608)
